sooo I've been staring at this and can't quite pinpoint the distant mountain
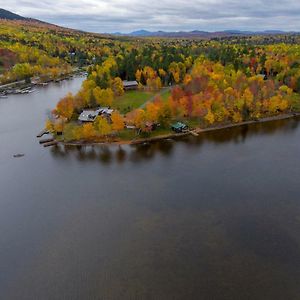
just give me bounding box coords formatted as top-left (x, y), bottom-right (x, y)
top-left (0, 9), bottom-right (295, 39)
top-left (0, 8), bottom-right (26, 20)
top-left (130, 30), bottom-right (153, 36)
top-left (122, 29), bottom-right (293, 38)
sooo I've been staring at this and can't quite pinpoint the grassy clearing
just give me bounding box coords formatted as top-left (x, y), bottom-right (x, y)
top-left (160, 89), bottom-right (171, 102)
top-left (291, 93), bottom-right (300, 111)
top-left (112, 88), bottom-right (172, 114)
top-left (118, 129), bottom-right (137, 140)
top-left (147, 127), bottom-right (172, 137)
top-left (112, 90), bottom-right (156, 114)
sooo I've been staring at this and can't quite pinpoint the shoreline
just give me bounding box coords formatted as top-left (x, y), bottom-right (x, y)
top-left (0, 69), bottom-right (86, 93)
top-left (59, 112), bottom-right (300, 147)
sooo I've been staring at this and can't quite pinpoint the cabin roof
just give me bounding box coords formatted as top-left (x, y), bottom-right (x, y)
top-left (171, 122), bottom-right (188, 129)
top-left (78, 107), bottom-right (114, 122)
top-left (101, 108), bottom-right (114, 115)
top-left (256, 74), bottom-right (266, 79)
top-left (123, 80), bottom-right (138, 87)
top-left (78, 110), bottom-right (98, 122)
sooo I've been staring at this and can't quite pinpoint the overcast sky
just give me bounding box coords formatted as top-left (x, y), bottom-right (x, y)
top-left (2, 0), bottom-right (300, 33)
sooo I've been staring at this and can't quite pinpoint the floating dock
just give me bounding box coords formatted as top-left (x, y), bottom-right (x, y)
top-left (43, 141), bottom-right (58, 147)
top-left (36, 129), bottom-right (49, 138)
top-left (39, 138), bottom-right (55, 144)
top-left (189, 130), bottom-right (199, 137)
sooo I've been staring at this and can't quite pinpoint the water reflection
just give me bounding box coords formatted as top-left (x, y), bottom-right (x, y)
top-left (227, 216), bottom-right (300, 266)
top-left (2, 77), bottom-right (300, 299)
top-left (50, 117), bottom-right (300, 164)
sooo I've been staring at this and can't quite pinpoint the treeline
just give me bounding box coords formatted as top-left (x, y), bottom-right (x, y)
top-left (126, 57), bottom-right (298, 131)
top-left (1, 19), bottom-right (300, 92)
top-left (48, 56), bottom-right (300, 141)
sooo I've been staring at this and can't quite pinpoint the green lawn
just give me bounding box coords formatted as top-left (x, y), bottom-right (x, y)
top-left (160, 89), bottom-right (171, 102)
top-left (112, 88), bottom-right (172, 114)
top-left (147, 127), bottom-right (172, 137)
top-left (112, 90), bottom-right (156, 114)
top-left (118, 129), bottom-right (138, 140)
top-left (291, 93), bottom-right (300, 111)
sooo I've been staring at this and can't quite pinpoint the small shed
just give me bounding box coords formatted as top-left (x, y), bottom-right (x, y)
top-left (145, 121), bottom-right (159, 131)
top-left (123, 80), bottom-right (138, 90)
top-left (171, 122), bottom-right (188, 133)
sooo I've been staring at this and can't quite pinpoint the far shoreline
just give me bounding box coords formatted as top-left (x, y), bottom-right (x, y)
top-left (57, 112), bottom-right (300, 147)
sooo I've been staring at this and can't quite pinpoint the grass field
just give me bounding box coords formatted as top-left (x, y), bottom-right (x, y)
top-left (112, 90), bottom-right (156, 113)
top-left (291, 93), bottom-right (300, 111)
top-left (160, 88), bottom-right (171, 102)
top-left (112, 88), bottom-right (172, 114)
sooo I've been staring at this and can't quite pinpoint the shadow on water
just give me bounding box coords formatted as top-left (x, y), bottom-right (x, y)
top-left (50, 117), bottom-right (300, 164)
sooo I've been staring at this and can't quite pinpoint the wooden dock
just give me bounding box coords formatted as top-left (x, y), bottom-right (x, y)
top-left (43, 141), bottom-right (58, 147)
top-left (189, 130), bottom-right (199, 137)
top-left (36, 129), bottom-right (49, 138)
top-left (39, 138), bottom-right (54, 144)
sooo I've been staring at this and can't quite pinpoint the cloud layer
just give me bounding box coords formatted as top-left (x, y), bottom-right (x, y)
top-left (3, 0), bottom-right (300, 33)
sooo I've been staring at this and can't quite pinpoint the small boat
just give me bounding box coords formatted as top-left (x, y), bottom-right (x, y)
top-left (13, 153), bottom-right (25, 158)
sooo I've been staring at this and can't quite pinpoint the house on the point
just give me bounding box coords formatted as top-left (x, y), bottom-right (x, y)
top-left (78, 110), bottom-right (98, 122)
top-left (123, 80), bottom-right (138, 90)
top-left (78, 107), bottom-right (114, 122)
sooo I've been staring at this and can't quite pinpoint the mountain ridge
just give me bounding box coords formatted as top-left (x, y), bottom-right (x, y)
top-left (0, 8), bottom-right (50, 25)
top-left (0, 8), bottom-right (26, 20)
top-left (1, 8), bottom-right (297, 38)
top-left (118, 29), bottom-right (292, 38)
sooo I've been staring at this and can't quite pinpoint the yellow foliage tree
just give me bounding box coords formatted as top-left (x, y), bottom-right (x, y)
top-left (82, 123), bottom-right (96, 140)
top-left (94, 117), bottom-right (112, 136)
top-left (93, 87), bottom-right (114, 106)
top-left (56, 93), bottom-right (74, 120)
top-left (112, 77), bottom-right (124, 96)
top-left (205, 110), bottom-right (215, 124)
top-left (111, 111), bottom-right (124, 131)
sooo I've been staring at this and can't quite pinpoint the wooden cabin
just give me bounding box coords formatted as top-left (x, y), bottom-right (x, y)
top-left (171, 122), bottom-right (188, 133)
top-left (78, 110), bottom-right (98, 122)
top-left (123, 80), bottom-right (138, 90)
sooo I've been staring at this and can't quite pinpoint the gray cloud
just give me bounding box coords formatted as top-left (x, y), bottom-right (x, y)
top-left (2, 0), bottom-right (300, 32)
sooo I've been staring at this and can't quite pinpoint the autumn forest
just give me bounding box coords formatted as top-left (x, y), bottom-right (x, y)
top-left (1, 19), bottom-right (300, 143)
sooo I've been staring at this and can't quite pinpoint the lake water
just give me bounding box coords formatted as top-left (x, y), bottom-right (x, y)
top-left (1, 77), bottom-right (300, 300)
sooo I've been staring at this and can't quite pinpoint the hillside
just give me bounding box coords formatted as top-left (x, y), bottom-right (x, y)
top-left (0, 8), bottom-right (51, 25)
top-left (0, 8), bottom-right (26, 21)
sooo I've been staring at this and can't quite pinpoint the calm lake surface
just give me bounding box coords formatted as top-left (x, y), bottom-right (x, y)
top-left (0, 77), bottom-right (300, 300)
